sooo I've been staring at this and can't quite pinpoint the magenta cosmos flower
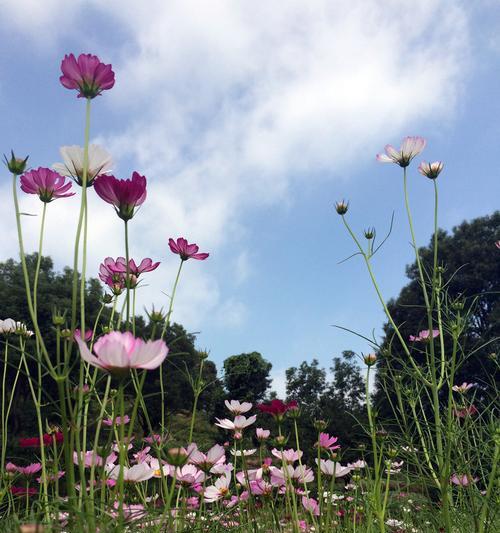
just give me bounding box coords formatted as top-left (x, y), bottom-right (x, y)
top-left (94, 172), bottom-right (147, 221)
top-left (60, 53), bottom-right (115, 99)
top-left (109, 257), bottom-right (160, 276)
top-left (20, 167), bottom-right (75, 203)
top-left (376, 136), bottom-right (426, 167)
top-left (75, 331), bottom-right (168, 375)
top-left (409, 329), bottom-right (439, 342)
top-left (168, 237), bottom-right (209, 261)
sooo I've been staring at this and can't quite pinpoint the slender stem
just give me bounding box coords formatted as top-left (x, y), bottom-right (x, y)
top-left (32, 203), bottom-right (47, 317)
top-left (188, 358), bottom-right (205, 442)
top-left (124, 220), bottom-right (131, 329)
top-left (71, 97), bottom-right (92, 335)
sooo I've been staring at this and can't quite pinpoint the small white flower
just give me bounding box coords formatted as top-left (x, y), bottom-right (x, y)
top-left (224, 400), bottom-right (253, 415)
top-left (53, 144), bottom-right (113, 186)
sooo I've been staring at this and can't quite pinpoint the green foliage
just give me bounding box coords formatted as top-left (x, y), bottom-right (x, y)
top-left (223, 352), bottom-right (272, 403)
top-left (375, 212), bottom-right (500, 414)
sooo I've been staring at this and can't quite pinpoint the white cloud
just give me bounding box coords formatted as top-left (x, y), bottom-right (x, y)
top-left (0, 1), bottom-right (470, 330)
top-left (270, 368), bottom-right (288, 399)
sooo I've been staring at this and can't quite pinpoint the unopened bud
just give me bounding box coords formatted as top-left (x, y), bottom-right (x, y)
top-left (4, 150), bottom-right (29, 175)
top-left (363, 353), bottom-right (377, 366)
top-left (334, 200), bottom-right (349, 215)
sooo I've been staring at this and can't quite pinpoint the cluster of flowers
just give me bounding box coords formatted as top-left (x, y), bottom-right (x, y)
top-left (0, 318), bottom-right (33, 337)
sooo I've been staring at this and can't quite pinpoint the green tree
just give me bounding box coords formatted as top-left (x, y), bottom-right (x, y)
top-left (375, 212), bottom-right (500, 414)
top-left (223, 352), bottom-right (272, 403)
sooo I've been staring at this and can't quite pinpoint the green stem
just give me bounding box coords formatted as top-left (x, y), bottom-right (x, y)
top-left (188, 358), bottom-right (205, 442)
top-left (124, 220), bottom-right (131, 329)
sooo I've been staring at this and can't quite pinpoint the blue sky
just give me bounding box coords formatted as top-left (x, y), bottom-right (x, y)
top-left (0, 1), bottom-right (499, 395)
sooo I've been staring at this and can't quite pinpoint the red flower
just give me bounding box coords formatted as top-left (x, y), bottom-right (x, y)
top-left (19, 432), bottom-right (64, 448)
top-left (257, 399), bottom-right (298, 420)
top-left (10, 486), bottom-right (38, 496)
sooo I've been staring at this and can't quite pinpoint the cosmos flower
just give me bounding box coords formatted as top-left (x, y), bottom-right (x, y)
top-left (20, 167), bottom-right (74, 203)
top-left (189, 444), bottom-right (226, 471)
top-left (224, 400), bottom-right (253, 415)
top-left (204, 474), bottom-right (231, 503)
top-left (256, 428), bottom-right (271, 441)
top-left (215, 415), bottom-right (257, 432)
top-left (168, 237), bottom-right (209, 261)
top-left (102, 415), bottom-right (131, 426)
top-left (271, 448), bottom-right (303, 464)
top-left (316, 433), bottom-right (341, 452)
top-left (60, 53), bottom-right (115, 99)
top-left (75, 331), bottom-right (168, 375)
top-left (376, 136), bottom-right (426, 167)
top-left (106, 463), bottom-right (154, 483)
top-left (53, 144), bottom-right (113, 186)
top-left (452, 382), bottom-right (476, 394)
top-left (257, 399), bottom-right (298, 420)
top-left (409, 329), bottom-right (439, 342)
top-left (93, 172), bottom-right (147, 221)
top-left (418, 161), bottom-right (443, 180)
top-left (19, 432), bottom-right (64, 448)
top-left (6, 462), bottom-right (42, 476)
top-left (108, 257), bottom-right (160, 277)
top-left (302, 496), bottom-right (320, 516)
top-left (316, 459), bottom-right (351, 478)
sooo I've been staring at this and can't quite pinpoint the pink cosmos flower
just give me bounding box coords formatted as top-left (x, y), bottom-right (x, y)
top-left (291, 465), bottom-right (314, 484)
top-left (453, 405), bottom-right (479, 418)
top-left (302, 496), bottom-right (320, 516)
top-left (409, 329), bottom-right (439, 342)
top-left (347, 460), bottom-right (366, 470)
top-left (418, 161), bottom-right (443, 180)
top-left (452, 382), bottom-right (476, 394)
top-left (271, 448), bottom-right (303, 464)
top-left (93, 172), bottom-right (147, 221)
top-left (256, 427), bottom-right (271, 441)
top-left (148, 458), bottom-right (171, 478)
top-left (74, 329), bottom-right (93, 342)
top-left (168, 237), bottom-right (209, 261)
top-left (189, 444), bottom-right (226, 471)
top-left (376, 136), bottom-right (426, 167)
top-left (10, 486), bottom-right (38, 496)
top-left (73, 450), bottom-right (117, 468)
top-left (5, 462), bottom-right (42, 476)
top-left (316, 432), bottom-right (341, 452)
top-left (99, 257), bottom-right (126, 295)
top-left (144, 434), bottom-right (164, 445)
top-left (20, 168), bottom-right (74, 203)
top-left (174, 464), bottom-right (205, 486)
top-left (60, 53), bottom-right (115, 99)
top-left (225, 399), bottom-right (253, 415)
top-left (450, 473), bottom-right (478, 487)
top-left (75, 331), bottom-right (168, 375)
top-left (108, 257), bottom-right (160, 277)
top-left (36, 471), bottom-right (65, 483)
top-left (495, 241), bottom-right (500, 249)
top-left (102, 415), bottom-right (131, 426)
top-left (215, 415), bottom-right (257, 432)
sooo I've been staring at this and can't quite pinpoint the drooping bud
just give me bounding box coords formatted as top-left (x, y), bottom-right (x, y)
top-left (363, 227), bottom-right (375, 240)
top-left (165, 447), bottom-right (189, 467)
top-left (313, 419), bottom-right (328, 432)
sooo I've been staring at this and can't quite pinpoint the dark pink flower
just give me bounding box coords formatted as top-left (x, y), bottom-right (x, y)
top-left (168, 237), bottom-right (209, 261)
top-left (99, 257), bottom-right (126, 295)
top-left (5, 462), bottom-right (42, 476)
top-left (60, 53), bottom-right (115, 99)
top-left (10, 486), bottom-right (38, 496)
top-left (74, 329), bottom-right (93, 342)
top-left (257, 399), bottom-right (298, 420)
top-left (316, 432), bottom-right (341, 452)
top-left (94, 172), bottom-right (147, 221)
top-left (20, 167), bottom-right (75, 203)
top-left (109, 257), bottom-right (160, 276)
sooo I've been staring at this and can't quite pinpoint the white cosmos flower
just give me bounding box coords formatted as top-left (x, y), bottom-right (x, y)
top-left (106, 463), bottom-right (154, 482)
top-left (215, 415), bottom-right (257, 431)
top-left (224, 400), bottom-right (253, 414)
top-left (0, 318), bottom-right (16, 334)
top-left (315, 459), bottom-right (352, 478)
top-left (204, 474), bottom-right (231, 503)
top-left (53, 144), bottom-right (113, 186)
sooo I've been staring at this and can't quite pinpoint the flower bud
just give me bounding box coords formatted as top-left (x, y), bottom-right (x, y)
top-left (334, 200), bottom-right (349, 215)
top-left (387, 448), bottom-right (398, 459)
top-left (102, 293), bottom-right (114, 305)
top-left (3, 150), bottom-right (29, 175)
top-left (314, 419), bottom-right (328, 432)
top-left (363, 227), bottom-right (375, 240)
top-left (165, 447), bottom-right (189, 467)
top-left (363, 353), bottom-right (377, 366)
top-left (60, 328), bottom-right (72, 339)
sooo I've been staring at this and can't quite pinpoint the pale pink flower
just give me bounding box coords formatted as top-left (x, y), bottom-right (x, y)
top-left (174, 464), bottom-right (205, 486)
top-left (37, 471), bottom-right (65, 483)
top-left (271, 448), bottom-right (303, 464)
top-left (132, 447), bottom-right (152, 464)
top-left (302, 496), bottom-right (320, 516)
top-left (230, 448), bottom-right (257, 457)
top-left (106, 463), bottom-right (154, 482)
top-left (418, 161), bottom-right (443, 180)
top-left (204, 474), bottom-right (231, 502)
top-left (376, 136), bottom-right (426, 167)
top-left (256, 427), bottom-right (271, 441)
top-left (386, 461), bottom-right (404, 474)
top-left (215, 415), bottom-right (257, 432)
top-left (316, 459), bottom-right (351, 477)
top-left (73, 451), bottom-right (116, 468)
top-left (347, 460), bottom-right (366, 470)
top-left (76, 331), bottom-right (168, 375)
top-left (450, 473), bottom-right (478, 487)
top-left (210, 463), bottom-right (234, 476)
top-left (409, 329), bottom-right (439, 342)
top-left (6, 462), bottom-right (42, 476)
top-left (224, 400), bottom-right (253, 415)
top-left (102, 415), bottom-right (130, 426)
top-left (291, 465), bottom-right (314, 483)
top-left (452, 382), bottom-right (476, 394)
top-left (249, 479), bottom-right (273, 496)
top-left (149, 458), bottom-right (171, 478)
top-left (189, 444), bottom-right (226, 471)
